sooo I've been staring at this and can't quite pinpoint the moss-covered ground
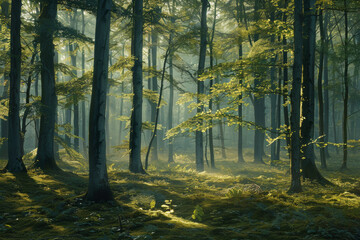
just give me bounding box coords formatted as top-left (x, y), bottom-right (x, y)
top-left (1, 148), bottom-right (360, 240)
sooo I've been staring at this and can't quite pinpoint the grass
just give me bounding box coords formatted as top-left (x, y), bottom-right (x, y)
top-left (0, 148), bottom-right (360, 239)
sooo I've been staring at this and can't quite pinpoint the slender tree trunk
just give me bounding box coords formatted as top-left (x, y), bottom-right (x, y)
top-left (35, 0), bottom-right (59, 170)
top-left (236, 0), bottom-right (244, 163)
top-left (208, 0), bottom-right (217, 168)
top-left (289, 0), bottom-right (302, 193)
top-left (69, 11), bottom-right (79, 152)
top-left (6, 0), bottom-right (26, 172)
top-left (21, 43), bottom-right (38, 158)
top-left (195, 0), bottom-right (208, 172)
top-left (150, 24), bottom-right (159, 162)
top-left (253, 0), bottom-right (265, 164)
top-left (270, 12), bottom-right (276, 163)
top-left (275, 67), bottom-right (281, 160)
top-left (86, 0), bottom-right (113, 202)
top-left (318, 9), bottom-right (326, 169)
top-left (81, 9), bottom-right (87, 155)
top-left (129, 0), bottom-right (145, 174)
top-left (167, 0), bottom-right (175, 163)
top-left (341, 0), bottom-right (349, 170)
top-left (323, 11), bottom-right (330, 157)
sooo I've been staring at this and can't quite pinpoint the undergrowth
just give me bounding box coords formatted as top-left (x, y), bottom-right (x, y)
top-left (0, 148), bottom-right (360, 240)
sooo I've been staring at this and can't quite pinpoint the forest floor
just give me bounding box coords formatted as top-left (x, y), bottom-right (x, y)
top-left (1, 148), bottom-right (360, 240)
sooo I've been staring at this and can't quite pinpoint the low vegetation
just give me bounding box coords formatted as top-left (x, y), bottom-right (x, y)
top-left (1, 149), bottom-right (360, 240)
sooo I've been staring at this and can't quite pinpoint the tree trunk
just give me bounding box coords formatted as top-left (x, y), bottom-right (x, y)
top-left (289, 0), bottom-right (302, 193)
top-left (318, 9), bottom-right (326, 169)
top-left (150, 24), bottom-right (159, 162)
top-left (69, 11), bottom-right (79, 152)
top-left (270, 11), bottom-right (276, 163)
top-left (35, 0), bottom-right (59, 170)
top-left (0, 1), bottom-right (9, 160)
top-left (209, 0), bottom-right (217, 168)
top-left (236, 0), bottom-right (244, 163)
top-left (86, 0), bottom-right (113, 202)
top-left (253, 0), bottom-right (265, 164)
top-left (81, 9), bottom-right (87, 155)
top-left (6, 0), bottom-right (26, 172)
top-left (195, 0), bottom-right (208, 172)
top-left (341, 0), bottom-right (349, 170)
top-left (167, 0), bottom-right (175, 163)
top-left (129, 0), bottom-right (145, 174)
top-left (301, 0), bottom-right (330, 184)
top-left (323, 11), bottom-right (330, 157)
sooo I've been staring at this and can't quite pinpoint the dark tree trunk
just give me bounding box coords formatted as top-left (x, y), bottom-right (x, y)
top-left (301, 0), bottom-right (330, 184)
top-left (318, 9), bottom-right (326, 169)
top-left (81, 9), bottom-right (87, 155)
top-left (323, 11), bottom-right (330, 157)
top-left (86, 0), bottom-right (113, 202)
top-left (195, 0), bottom-right (208, 172)
top-left (208, 0), bottom-right (217, 168)
top-left (150, 24), bottom-right (159, 162)
top-left (167, 1), bottom-right (175, 163)
top-left (35, 0), bottom-right (59, 170)
top-left (341, 0), bottom-right (349, 170)
top-left (253, 0), bottom-right (265, 164)
top-left (0, 1), bottom-right (9, 160)
top-left (289, 0), bottom-right (302, 193)
top-left (270, 11), bottom-right (276, 163)
top-left (6, 0), bottom-right (26, 172)
top-left (129, 0), bottom-right (145, 174)
top-left (236, 0), bottom-right (244, 163)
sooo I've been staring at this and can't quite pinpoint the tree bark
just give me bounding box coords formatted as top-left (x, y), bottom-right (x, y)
top-left (341, 0), bottom-right (349, 170)
top-left (86, 0), bottom-right (113, 202)
top-left (35, 0), bottom-right (59, 170)
top-left (253, 0), bottom-right (265, 164)
top-left (129, 0), bottom-right (146, 174)
top-left (318, 9), bottom-right (326, 169)
top-left (195, 0), bottom-right (208, 172)
top-left (289, 0), bottom-right (302, 193)
top-left (6, 0), bottom-right (26, 172)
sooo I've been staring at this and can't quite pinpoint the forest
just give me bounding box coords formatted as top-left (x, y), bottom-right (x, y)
top-left (1, 0), bottom-right (360, 239)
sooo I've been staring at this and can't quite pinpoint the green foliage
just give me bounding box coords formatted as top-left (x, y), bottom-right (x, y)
top-left (191, 205), bottom-right (204, 222)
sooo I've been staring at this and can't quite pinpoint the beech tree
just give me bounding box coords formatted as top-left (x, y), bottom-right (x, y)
top-left (129, 0), bottom-right (146, 174)
top-left (5, 0), bottom-right (26, 172)
top-left (86, 0), bottom-right (113, 202)
top-left (34, 0), bottom-right (59, 170)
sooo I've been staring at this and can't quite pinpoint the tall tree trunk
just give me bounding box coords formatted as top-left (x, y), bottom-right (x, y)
top-left (236, 0), bottom-right (244, 163)
top-left (0, 1), bottom-right (9, 160)
top-left (150, 24), bottom-right (159, 162)
top-left (289, 0), bottom-right (302, 193)
top-left (81, 9), bottom-right (87, 155)
top-left (270, 11), bottom-right (276, 163)
top-left (301, 0), bottom-right (329, 184)
top-left (35, 0), bottom-right (59, 170)
top-left (195, 0), bottom-right (208, 172)
top-left (341, 0), bottom-right (349, 170)
top-left (5, 0), bottom-right (26, 172)
top-left (69, 10), bottom-right (79, 152)
top-left (208, 0), bottom-right (217, 168)
top-left (318, 9), bottom-right (326, 169)
top-left (253, 0), bottom-right (265, 164)
top-left (282, 0), bottom-right (291, 158)
top-left (129, 0), bottom-right (145, 174)
top-left (86, 0), bottom-right (113, 202)
top-left (167, 0), bottom-right (175, 163)
top-left (323, 11), bottom-right (330, 157)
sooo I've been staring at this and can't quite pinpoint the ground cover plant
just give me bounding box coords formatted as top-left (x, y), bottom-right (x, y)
top-left (1, 148), bottom-right (360, 240)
